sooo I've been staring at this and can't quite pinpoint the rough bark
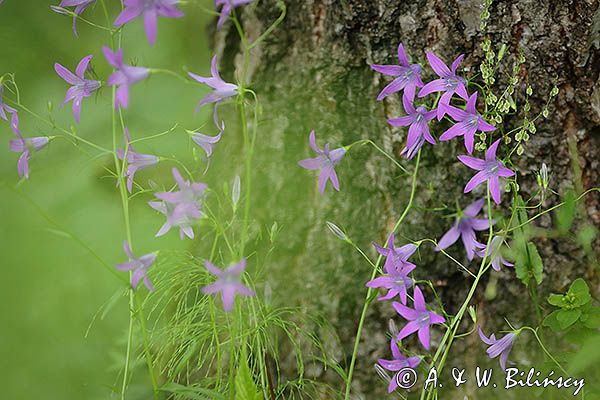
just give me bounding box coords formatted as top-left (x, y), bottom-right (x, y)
top-left (217, 0), bottom-right (600, 397)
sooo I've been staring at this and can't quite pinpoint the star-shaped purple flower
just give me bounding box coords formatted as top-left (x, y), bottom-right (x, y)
top-left (458, 139), bottom-right (515, 204)
top-left (372, 233), bottom-right (417, 275)
top-left (150, 168), bottom-right (207, 239)
top-left (393, 285), bottom-right (445, 350)
top-left (298, 130), bottom-right (346, 194)
top-left (114, 0), bottom-right (184, 45)
top-left (436, 199), bottom-right (491, 260)
top-left (103, 46), bottom-right (149, 109)
top-left (378, 340), bottom-right (421, 393)
top-left (418, 52), bottom-right (469, 120)
top-left (55, 0), bottom-right (95, 37)
top-left (202, 258), bottom-right (255, 311)
top-left (0, 85), bottom-right (19, 133)
top-left (215, 0), bottom-right (254, 29)
top-left (370, 43), bottom-right (424, 102)
top-left (477, 236), bottom-right (514, 271)
top-left (188, 56), bottom-right (238, 112)
top-left (478, 326), bottom-right (517, 370)
top-left (9, 132), bottom-right (49, 179)
top-left (54, 55), bottom-right (101, 123)
top-left (388, 96), bottom-right (437, 160)
top-left (117, 128), bottom-right (160, 192)
top-left (439, 92), bottom-right (496, 154)
top-left (366, 261), bottom-right (415, 304)
top-left (116, 240), bottom-right (157, 291)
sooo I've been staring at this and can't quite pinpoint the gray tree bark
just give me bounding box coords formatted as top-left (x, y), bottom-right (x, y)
top-left (217, 0), bottom-right (600, 397)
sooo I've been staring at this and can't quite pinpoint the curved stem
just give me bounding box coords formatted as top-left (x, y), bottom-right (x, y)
top-left (344, 150), bottom-right (421, 399)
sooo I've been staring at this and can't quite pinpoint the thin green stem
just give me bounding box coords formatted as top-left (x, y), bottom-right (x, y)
top-left (344, 150), bottom-right (421, 399)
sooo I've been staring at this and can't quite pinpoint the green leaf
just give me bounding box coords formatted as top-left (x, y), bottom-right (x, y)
top-left (577, 224), bottom-right (598, 252)
top-left (543, 310), bottom-right (564, 332)
top-left (568, 278), bottom-right (592, 306)
top-left (547, 294), bottom-right (564, 307)
top-left (556, 308), bottom-right (582, 329)
top-left (515, 242), bottom-right (544, 286)
top-left (235, 349), bottom-right (261, 400)
top-left (556, 189), bottom-right (577, 234)
top-left (581, 307), bottom-right (600, 329)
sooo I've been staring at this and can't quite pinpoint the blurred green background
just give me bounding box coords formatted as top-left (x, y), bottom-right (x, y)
top-left (0, 1), bottom-right (214, 398)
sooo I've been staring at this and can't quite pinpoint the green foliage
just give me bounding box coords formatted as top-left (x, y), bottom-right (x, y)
top-left (235, 348), bottom-right (262, 400)
top-left (514, 241), bottom-right (544, 287)
top-left (556, 189), bottom-right (577, 235)
top-left (543, 278), bottom-right (600, 337)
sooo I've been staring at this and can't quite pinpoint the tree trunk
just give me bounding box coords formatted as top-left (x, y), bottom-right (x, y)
top-left (218, 0), bottom-right (600, 396)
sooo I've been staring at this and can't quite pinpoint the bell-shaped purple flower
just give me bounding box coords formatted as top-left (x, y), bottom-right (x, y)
top-left (393, 285), bottom-right (445, 350)
top-left (478, 326), bottom-right (518, 370)
top-left (366, 261), bottom-right (415, 304)
top-left (115, 240), bottom-right (156, 291)
top-left (9, 132), bottom-right (49, 179)
top-left (436, 199), bottom-right (492, 260)
top-left (0, 84), bottom-right (19, 133)
top-left (150, 168), bottom-right (207, 239)
top-left (388, 96), bottom-right (437, 160)
top-left (477, 236), bottom-right (514, 271)
top-left (190, 120), bottom-right (224, 174)
top-left (458, 139), bottom-right (515, 205)
top-left (418, 52), bottom-right (469, 119)
top-left (378, 340), bottom-right (421, 393)
top-left (55, 0), bottom-right (95, 37)
top-left (54, 55), bottom-right (101, 123)
top-left (202, 258), bottom-right (255, 311)
top-left (103, 46), bottom-right (150, 109)
top-left (114, 0), bottom-right (184, 45)
top-left (117, 128), bottom-right (160, 192)
top-left (371, 43), bottom-right (424, 102)
top-left (372, 233), bottom-right (417, 274)
top-left (298, 130), bottom-right (346, 194)
top-left (188, 56), bottom-right (238, 112)
top-left (440, 92), bottom-right (496, 154)
top-left (215, 0), bottom-right (255, 29)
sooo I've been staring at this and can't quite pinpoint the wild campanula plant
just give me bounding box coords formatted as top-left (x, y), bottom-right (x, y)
top-left (3, 0), bottom-right (598, 398)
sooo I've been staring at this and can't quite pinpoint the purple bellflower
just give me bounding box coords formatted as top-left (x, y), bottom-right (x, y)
top-left (478, 326), bottom-right (517, 370)
top-left (477, 236), bottom-right (514, 271)
top-left (378, 340), bottom-right (421, 393)
top-left (117, 128), bottom-right (160, 192)
top-left (188, 56), bottom-right (238, 112)
top-left (370, 43), bottom-right (424, 102)
top-left (215, 0), bottom-right (254, 29)
top-left (150, 168), bottom-right (207, 239)
top-left (9, 132), bottom-right (49, 179)
top-left (418, 52), bottom-right (469, 120)
top-left (298, 130), bottom-right (346, 194)
top-left (114, 0), bottom-right (184, 45)
top-left (189, 120), bottom-right (224, 174)
top-left (366, 261), bottom-right (415, 304)
top-left (54, 55), bottom-right (101, 123)
top-left (436, 199), bottom-right (491, 260)
top-left (372, 233), bottom-right (417, 275)
top-left (103, 46), bottom-right (149, 109)
top-left (116, 240), bottom-right (156, 291)
top-left (0, 85), bottom-right (19, 133)
top-left (458, 139), bottom-right (515, 205)
top-left (393, 285), bottom-right (445, 350)
top-left (367, 234), bottom-right (417, 303)
top-left (388, 96), bottom-right (437, 160)
top-left (55, 0), bottom-right (95, 37)
top-left (439, 92), bottom-right (496, 154)
top-left (202, 258), bottom-right (255, 311)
